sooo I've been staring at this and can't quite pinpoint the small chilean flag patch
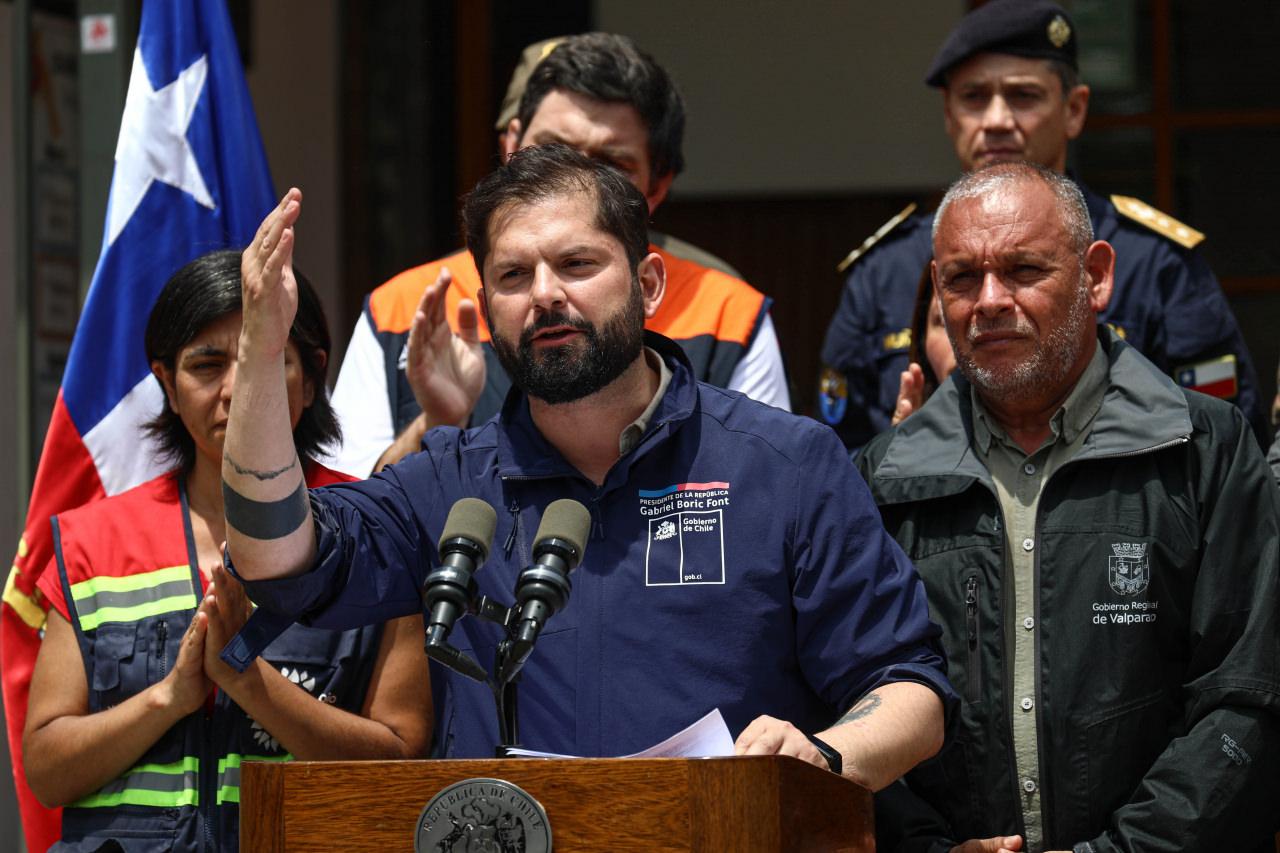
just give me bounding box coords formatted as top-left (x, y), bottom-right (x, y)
top-left (1176, 354), bottom-right (1238, 400)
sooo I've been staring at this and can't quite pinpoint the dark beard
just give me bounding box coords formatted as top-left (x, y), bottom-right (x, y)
top-left (491, 281), bottom-right (646, 404)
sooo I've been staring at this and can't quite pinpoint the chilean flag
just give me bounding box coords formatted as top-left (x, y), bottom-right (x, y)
top-left (2, 2), bottom-right (275, 847)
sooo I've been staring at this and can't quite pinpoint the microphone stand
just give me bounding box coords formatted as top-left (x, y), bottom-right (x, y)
top-left (421, 598), bottom-right (554, 757)
top-left (471, 595), bottom-right (527, 757)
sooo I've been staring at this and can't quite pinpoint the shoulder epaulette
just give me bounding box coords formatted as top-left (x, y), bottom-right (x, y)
top-left (836, 203), bottom-right (918, 274)
top-left (1110, 195), bottom-right (1205, 249)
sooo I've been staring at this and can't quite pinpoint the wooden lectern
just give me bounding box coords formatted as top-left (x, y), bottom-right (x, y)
top-left (241, 755), bottom-right (873, 851)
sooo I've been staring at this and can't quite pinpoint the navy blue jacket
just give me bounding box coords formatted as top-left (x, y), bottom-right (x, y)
top-left (240, 334), bottom-right (954, 758)
top-left (820, 182), bottom-right (1266, 450)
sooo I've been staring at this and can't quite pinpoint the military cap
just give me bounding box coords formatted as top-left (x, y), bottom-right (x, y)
top-left (494, 37), bottom-right (567, 131)
top-left (925, 0), bottom-right (1077, 88)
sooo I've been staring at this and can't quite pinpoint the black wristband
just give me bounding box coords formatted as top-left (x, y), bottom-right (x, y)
top-left (805, 733), bottom-right (842, 775)
top-left (222, 478), bottom-right (310, 540)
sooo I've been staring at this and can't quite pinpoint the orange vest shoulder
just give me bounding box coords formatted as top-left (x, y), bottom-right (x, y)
top-left (366, 251), bottom-right (490, 341)
top-left (649, 247), bottom-right (767, 346)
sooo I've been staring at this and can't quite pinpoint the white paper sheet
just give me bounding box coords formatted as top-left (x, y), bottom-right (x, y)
top-left (503, 708), bottom-right (735, 759)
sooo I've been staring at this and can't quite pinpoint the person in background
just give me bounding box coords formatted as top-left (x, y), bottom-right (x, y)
top-left (23, 251), bottom-right (430, 851)
top-left (820, 0), bottom-right (1266, 451)
top-left (330, 32), bottom-right (789, 477)
top-left (859, 163), bottom-right (1280, 853)
top-left (890, 268), bottom-right (957, 427)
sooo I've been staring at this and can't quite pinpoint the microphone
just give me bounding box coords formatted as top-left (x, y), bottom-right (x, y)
top-left (423, 498), bottom-right (497, 654)
top-left (498, 499), bottom-right (591, 684)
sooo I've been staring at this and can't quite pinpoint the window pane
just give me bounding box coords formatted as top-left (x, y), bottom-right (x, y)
top-left (1073, 0), bottom-right (1153, 114)
top-left (1171, 0), bottom-right (1280, 111)
top-left (1176, 128), bottom-right (1280, 278)
top-left (1073, 126), bottom-right (1157, 202)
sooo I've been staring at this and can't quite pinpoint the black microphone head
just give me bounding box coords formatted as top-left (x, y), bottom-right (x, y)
top-left (534, 499), bottom-right (591, 568)
top-left (439, 498), bottom-right (498, 560)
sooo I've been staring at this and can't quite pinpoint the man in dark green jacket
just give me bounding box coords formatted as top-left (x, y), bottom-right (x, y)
top-left (858, 162), bottom-right (1280, 853)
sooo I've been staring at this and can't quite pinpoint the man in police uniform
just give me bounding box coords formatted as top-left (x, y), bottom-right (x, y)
top-left (818, 0), bottom-right (1267, 450)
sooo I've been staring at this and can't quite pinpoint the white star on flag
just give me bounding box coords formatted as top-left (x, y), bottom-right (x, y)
top-left (106, 48), bottom-right (216, 247)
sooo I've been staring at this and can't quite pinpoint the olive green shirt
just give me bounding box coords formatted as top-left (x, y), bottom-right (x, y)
top-left (970, 342), bottom-right (1108, 851)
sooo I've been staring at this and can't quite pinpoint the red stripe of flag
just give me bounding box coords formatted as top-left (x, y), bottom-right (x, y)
top-left (4, 393), bottom-right (103, 852)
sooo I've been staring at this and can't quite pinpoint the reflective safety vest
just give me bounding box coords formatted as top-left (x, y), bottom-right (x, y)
top-left (47, 466), bottom-right (381, 852)
top-left (364, 244), bottom-right (773, 429)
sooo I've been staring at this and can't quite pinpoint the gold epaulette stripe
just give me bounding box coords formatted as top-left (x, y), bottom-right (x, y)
top-left (1111, 195), bottom-right (1205, 249)
top-left (836, 203), bottom-right (918, 273)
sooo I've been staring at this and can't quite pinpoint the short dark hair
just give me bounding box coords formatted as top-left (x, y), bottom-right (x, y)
top-left (516, 32), bottom-right (686, 183)
top-left (143, 249), bottom-right (340, 472)
top-left (462, 143), bottom-right (650, 277)
top-left (1046, 58), bottom-right (1080, 96)
top-left (907, 265), bottom-right (941, 396)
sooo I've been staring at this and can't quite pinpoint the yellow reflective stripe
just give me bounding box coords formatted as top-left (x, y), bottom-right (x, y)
top-left (3, 565), bottom-right (47, 631)
top-left (132, 757), bottom-right (201, 775)
top-left (215, 753), bottom-right (292, 805)
top-left (70, 565), bottom-right (192, 601)
top-left (70, 565), bottom-right (197, 631)
top-left (78, 594), bottom-right (199, 631)
top-left (72, 757), bottom-right (200, 809)
top-left (74, 787), bottom-right (200, 809)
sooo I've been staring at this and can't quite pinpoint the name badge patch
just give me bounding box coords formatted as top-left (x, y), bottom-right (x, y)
top-left (639, 483), bottom-right (729, 586)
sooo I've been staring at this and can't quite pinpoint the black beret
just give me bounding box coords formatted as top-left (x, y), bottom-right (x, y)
top-left (925, 0), bottom-right (1078, 88)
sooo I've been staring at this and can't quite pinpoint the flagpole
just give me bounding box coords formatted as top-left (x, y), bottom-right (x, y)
top-left (13, 0), bottom-right (32, 523)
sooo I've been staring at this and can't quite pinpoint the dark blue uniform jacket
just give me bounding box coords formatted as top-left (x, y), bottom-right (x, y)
top-left (238, 334), bottom-right (954, 758)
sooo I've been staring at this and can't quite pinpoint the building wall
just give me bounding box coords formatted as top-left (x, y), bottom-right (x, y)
top-left (594, 0), bottom-right (965, 196)
top-left (244, 0), bottom-right (346, 374)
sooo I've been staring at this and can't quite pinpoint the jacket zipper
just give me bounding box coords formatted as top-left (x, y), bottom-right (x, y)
top-left (202, 704), bottom-right (214, 852)
top-left (964, 575), bottom-right (981, 703)
top-left (1093, 435), bottom-right (1189, 459)
top-left (157, 620), bottom-right (169, 676)
top-left (502, 500), bottom-right (520, 558)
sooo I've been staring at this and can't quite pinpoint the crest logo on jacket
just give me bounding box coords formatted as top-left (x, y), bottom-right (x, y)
top-left (1108, 543), bottom-right (1149, 596)
top-left (639, 482), bottom-right (730, 586)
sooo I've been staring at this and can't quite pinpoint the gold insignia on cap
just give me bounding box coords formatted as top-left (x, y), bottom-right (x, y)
top-left (1111, 195), bottom-right (1206, 249)
top-left (837, 203), bottom-right (917, 273)
top-left (1047, 15), bottom-right (1071, 48)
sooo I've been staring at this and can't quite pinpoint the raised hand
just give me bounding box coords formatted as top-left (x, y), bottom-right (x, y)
top-left (406, 267), bottom-right (486, 428)
top-left (240, 188), bottom-right (303, 357)
top-left (891, 362), bottom-right (927, 426)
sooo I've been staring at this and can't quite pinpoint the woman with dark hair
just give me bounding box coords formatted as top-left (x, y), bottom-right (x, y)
top-left (890, 266), bottom-right (957, 426)
top-left (23, 250), bottom-right (430, 851)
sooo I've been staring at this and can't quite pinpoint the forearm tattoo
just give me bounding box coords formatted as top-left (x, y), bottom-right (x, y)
top-left (223, 451), bottom-right (298, 481)
top-left (222, 478), bottom-right (310, 540)
top-left (837, 692), bottom-right (882, 725)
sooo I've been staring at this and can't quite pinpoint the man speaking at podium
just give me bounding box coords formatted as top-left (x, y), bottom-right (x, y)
top-left (221, 144), bottom-right (953, 791)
